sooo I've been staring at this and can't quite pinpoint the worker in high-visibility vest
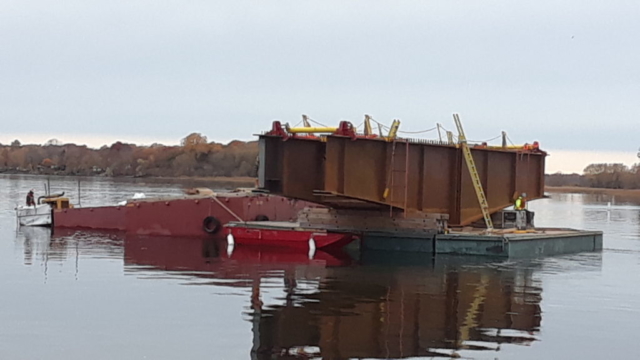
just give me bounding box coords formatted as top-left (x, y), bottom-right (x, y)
top-left (514, 193), bottom-right (527, 210)
top-left (514, 193), bottom-right (533, 228)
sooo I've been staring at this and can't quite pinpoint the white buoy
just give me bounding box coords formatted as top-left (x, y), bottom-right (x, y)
top-left (308, 237), bottom-right (316, 259)
top-left (227, 243), bottom-right (234, 258)
top-left (226, 233), bottom-right (235, 257)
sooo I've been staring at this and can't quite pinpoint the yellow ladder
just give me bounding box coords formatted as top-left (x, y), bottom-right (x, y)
top-left (453, 113), bottom-right (494, 231)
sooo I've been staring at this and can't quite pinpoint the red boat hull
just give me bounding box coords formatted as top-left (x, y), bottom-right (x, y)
top-left (226, 226), bottom-right (354, 250)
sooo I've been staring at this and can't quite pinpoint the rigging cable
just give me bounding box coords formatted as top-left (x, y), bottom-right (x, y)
top-left (307, 117), bottom-right (330, 127)
top-left (370, 118), bottom-right (391, 130)
top-left (370, 117), bottom-right (437, 134)
top-left (397, 127), bottom-right (438, 134)
top-left (468, 134), bottom-right (503, 143)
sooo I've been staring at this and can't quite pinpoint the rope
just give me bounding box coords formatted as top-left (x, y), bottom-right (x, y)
top-left (212, 197), bottom-right (244, 222)
top-left (359, 117), bottom-right (492, 140)
top-left (369, 118), bottom-right (390, 130)
top-left (372, 118), bottom-right (438, 134)
top-left (307, 117), bottom-right (329, 127)
top-left (468, 134), bottom-right (502, 143)
top-left (397, 127), bottom-right (437, 134)
top-left (438, 125), bottom-right (453, 133)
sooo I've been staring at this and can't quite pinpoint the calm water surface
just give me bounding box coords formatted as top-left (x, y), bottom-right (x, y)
top-left (1, 175), bottom-right (639, 359)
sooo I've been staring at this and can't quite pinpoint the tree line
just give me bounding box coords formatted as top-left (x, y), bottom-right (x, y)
top-left (5, 135), bottom-right (638, 189)
top-left (0, 133), bottom-right (259, 178)
top-left (546, 163), bottom-right (640, 189)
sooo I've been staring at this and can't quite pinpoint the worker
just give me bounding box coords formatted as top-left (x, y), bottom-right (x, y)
top-left (26, 189), bottom-right (35, 207)
top-left (514, 193), bottom-right (535, 228)
top-left (514, 193), bottom-right (527, 210)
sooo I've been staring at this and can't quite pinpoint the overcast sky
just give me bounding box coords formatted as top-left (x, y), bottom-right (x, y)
top-left (1, 1), bottom-right (639, 173)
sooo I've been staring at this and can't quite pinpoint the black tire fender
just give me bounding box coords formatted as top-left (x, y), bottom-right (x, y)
top-left (203, 216), bottom-right (221, 234)
top-left (254, 214), bottom-right (269, 221)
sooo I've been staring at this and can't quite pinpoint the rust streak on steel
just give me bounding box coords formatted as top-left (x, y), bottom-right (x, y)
top-left (404, 140), bottom-right (409, 218)
top-left (258, 123), bottom-right (547, 226)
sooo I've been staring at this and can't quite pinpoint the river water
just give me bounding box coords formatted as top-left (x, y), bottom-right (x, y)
top-left (0, 174), bottom-right (638, 359)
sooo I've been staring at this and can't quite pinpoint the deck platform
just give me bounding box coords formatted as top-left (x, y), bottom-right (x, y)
top-left (362, 228), bottom-right (603, 258)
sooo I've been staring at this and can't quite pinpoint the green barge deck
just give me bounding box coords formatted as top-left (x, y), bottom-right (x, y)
top-left (361, 228), bottom-right (603, 258)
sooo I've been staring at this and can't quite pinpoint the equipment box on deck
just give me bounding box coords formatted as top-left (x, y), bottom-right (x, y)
top-left (493, 210), bottom-right (533, 230)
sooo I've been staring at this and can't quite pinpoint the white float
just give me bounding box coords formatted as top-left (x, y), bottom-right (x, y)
top-left (308, 237), bottom-right (316, 259)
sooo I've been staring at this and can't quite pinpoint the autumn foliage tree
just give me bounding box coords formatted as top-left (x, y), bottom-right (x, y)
top-left (0, 134), bottom-right (260, 178)
top-left (181, 133), bottom-right (208, 148)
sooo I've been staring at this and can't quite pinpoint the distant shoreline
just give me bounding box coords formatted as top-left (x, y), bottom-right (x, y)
top-left (0, 172), bottom-right (257, 187)
top-left (6, 174), bottom-right (640, 195)
top-left (150, 175), bottom-right (256, 184)
top-left (545, 186), bottom-right (640, 197)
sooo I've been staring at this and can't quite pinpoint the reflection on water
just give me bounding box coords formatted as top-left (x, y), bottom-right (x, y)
top-left (246, 257), bottom-right (542, 359)
top-left (17, 227), bottom-right (124, 282)
top-left (2, 176), bottom-right (630, 360)
top-left (24, 230), bottom-right (546, 359)
top-left (18, 227), bottom-right (53, 266)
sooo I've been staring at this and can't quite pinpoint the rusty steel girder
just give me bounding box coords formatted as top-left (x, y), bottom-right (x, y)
top-left (258, 134), bottom-right (546, 226)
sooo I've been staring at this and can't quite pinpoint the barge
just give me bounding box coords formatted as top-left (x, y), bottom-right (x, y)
top-left (53, 189), bottom-right (315, 239)
top-left (362, 227), bottom-right (603, 258)
top-left (51, 114), bottom-right (603, 258)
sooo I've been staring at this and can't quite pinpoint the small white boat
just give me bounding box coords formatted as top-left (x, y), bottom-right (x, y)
top-left (16, 192), bottom-right (73, 227)
top-left (16, 204), bottom-right (53, 226)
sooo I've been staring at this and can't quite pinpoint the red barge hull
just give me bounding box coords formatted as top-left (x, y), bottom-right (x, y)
top-left (53, 192), bottom-right (314, 239)
top-left (54, 205), bottom-right (128, 231)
